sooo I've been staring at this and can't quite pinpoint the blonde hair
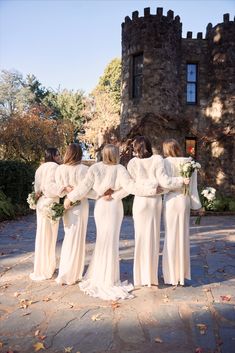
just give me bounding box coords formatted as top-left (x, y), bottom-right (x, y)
top-left (102, 144), bottom-right (120, 165)
top-left (163, 139), bottom-right (183, 157)
top-left (64, 143), bottom-right (82, 165)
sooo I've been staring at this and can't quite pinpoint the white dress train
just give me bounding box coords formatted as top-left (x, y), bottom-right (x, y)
top-left (79, 198), bottom-right (134, 300)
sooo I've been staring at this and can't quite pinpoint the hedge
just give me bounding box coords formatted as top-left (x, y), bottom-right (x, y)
top-left (0, 160), bottom-right (36, 206)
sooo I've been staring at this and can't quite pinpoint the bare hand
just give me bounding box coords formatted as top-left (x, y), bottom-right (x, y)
top-left (183, 178), bottom-right (190, 185)
top-left (198, 207), bottom-right (205, 216)
top-left (64, 197), bottom-right (73, 209)
top-left (35, 191), bottom-right (42, 200)
top-left (103, 188), bottom-right (114, 196)
top-left (103, 194), bottom-right (113, 201)
top-left (64, 185), bottom-right (74, 193)
top-left (156, 186), bottom-right (164, 194)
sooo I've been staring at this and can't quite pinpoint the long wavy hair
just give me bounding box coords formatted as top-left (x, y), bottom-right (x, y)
top-left (63, 143), bottom-right (83, 165)
top-left (132, 136), bottom-right (153, 159)
top-left (163, 139), bottom-right (183, 157)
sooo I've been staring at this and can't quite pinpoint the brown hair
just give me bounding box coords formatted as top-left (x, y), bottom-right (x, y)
top-left (133, 136), bottom-right (153, 159)
top-left (64, 143), bottom-right (83, 165)
top-left (44, 148), bottom-right (60, 164)
top-left (102, 144), bottom-right (120, 165)
top-left (163, 139), bottom-right (183, 157)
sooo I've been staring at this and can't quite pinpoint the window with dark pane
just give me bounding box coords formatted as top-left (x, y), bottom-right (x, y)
top-left (185, 137), bottom-right (197, 157)
top-left (132, 53), bottom-right (143, 99)
top-left (186, 64), bottom-right (197, 104)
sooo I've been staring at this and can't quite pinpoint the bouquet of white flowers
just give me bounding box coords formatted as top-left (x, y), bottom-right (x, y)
top-left (27, 191), bottom-right (42, 210)
top-left (44, 202), bottom-right (65, 223)
top-left (179, 158), bottom-right (201, 195)
top-left (195, 187), bottom-right (216, 225)
top-left (201, 187), bottom-right (216, 208)
top-left (44, 200), bottom-right (81, 223)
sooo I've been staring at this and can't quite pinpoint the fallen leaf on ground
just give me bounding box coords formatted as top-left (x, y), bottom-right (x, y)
top-left (217, 268), bottom-right (225, 273)
top-left (220, 295), bottom-right (231, 302)
top-left (33, 342), bottom-right (45, 351)
top-left (64, 347), bottom-right (73, 353)
top-left (163, 295), bottom-right (169, 303)
top-left (196, 323), bottom-right (207, 335)
top-left (19, 298), bottom-right (34, 309)
top-left (111, 301), bottom-right (120, 310)
top-left (14, 292), bottom-right (20, 297)
top-left (22, 312), bottom-right (31, 316)
top-left (91, 313), bottom-right (102, 321)
top-left (195, 348), bottom-right (203, 353)
top-left (39, 335), bottom-right (46, 340)
top-left (154, 337), bottom-right (163, 343)
top-left (42, 297), bottom-right (51, 302)
top-left (203, 288), bottom-right (210, 292)
top-left (35, 330), bottom-right (40, 337)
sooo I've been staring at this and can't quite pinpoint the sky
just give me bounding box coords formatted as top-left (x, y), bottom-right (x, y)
top-left (0, 0), bottom-right (234, 94)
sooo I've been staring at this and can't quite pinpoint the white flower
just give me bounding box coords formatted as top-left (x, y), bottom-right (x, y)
top-left (195, 162), bottom-right (201, 169)
top-left (182, 163), bottom-right (191, 172)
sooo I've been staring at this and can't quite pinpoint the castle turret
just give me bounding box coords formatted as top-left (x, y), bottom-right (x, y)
top-left (121, 8), bottom-right (182, 139)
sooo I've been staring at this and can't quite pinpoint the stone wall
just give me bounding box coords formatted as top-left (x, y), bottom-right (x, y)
top-left (121, 8), bottom-right (235, 195)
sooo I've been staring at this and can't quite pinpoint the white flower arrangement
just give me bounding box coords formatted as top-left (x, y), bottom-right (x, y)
top-left (201, 187), bottom-right (216, 208)
top-left (27, 191), bottom-right (40, 210)
top-left (43, 200), bottom-right (81, 223)
top-left (179, 158), bottom-right (201, 195)
top-left (195, 186), bottom-right (217, 225)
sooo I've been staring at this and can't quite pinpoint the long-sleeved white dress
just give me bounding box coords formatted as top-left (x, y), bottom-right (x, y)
top-left (30, 162), bottom-right (60, 281)
top-left (163, 157), bottom-right (202, 285)
top-left (68, 161), bottom-right (157, 300)
top-left (55, 163), bottom-right (97, 285)
top-left (127, 155), bottom-right (184, 287)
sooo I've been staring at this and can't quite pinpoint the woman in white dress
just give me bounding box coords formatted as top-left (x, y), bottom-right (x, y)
top-left (30, 148), bottom-right (62, 281)
top-left (127, 136), bottom-right (186, 287)
top-left (162, 139), bottom-right (202, 286)
top-left (55, 143), bottom-right (97, 285)
top-left (64, 144), bottom-right (158, 301)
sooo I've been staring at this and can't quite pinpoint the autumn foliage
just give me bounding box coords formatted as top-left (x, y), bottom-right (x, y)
top-left (0, 108), bottom-right (74, 163)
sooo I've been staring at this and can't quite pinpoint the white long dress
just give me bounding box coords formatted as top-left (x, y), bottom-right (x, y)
top-left (68, 162), bottom-right (157, 300)
top-left (55, 163), bottom-right (97, 285)
top-left (127, 155), bottom-right (184, 287)
top-left (30, 162), bottom-right (60, 281)
top-left (162, 157), bottom-right (202, 285)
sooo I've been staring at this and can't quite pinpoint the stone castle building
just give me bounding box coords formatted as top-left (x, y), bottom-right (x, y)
top-left (120, 7), bottom-right (235, 196)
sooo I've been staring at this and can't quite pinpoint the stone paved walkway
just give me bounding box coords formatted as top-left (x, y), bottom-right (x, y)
top-left (0, 202), bottom-right (235, 353)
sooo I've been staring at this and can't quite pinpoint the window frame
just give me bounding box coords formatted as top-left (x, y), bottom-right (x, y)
top-left (131, 53), bottom-right (143, 100)
top-left (185, 137), bottom-right (197, 158)
top-left (186, 63), bottom-right (198, 105)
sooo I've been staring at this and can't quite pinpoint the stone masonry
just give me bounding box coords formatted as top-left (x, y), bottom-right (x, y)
top-left (121, 7), bottom-right (235, 196)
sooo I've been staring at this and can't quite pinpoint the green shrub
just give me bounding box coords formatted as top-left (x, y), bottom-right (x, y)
top-left (122, 195), bottom-right (134, 216)
top-left (228, 200), bottom-right (235, 212)
top-left (0, 160), bottom-right (36, 205)
top-left (0, 189), bottom-right (15, 221)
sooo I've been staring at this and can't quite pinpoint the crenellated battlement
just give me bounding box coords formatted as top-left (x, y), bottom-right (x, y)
top-left (123, 9), bottom-right (235, 41)
top-left (122, 7), bottom-right (182, 28)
